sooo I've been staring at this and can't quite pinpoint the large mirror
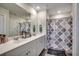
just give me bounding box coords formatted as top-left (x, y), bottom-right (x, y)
top-left (0, 3), bottom-right (46, 38)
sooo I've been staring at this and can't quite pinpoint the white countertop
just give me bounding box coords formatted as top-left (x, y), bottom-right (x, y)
top-left (0, 33), bottom-right (45, 55)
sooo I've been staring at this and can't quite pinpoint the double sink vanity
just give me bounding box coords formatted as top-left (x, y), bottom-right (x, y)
top-left (0, 33), bottom-right (46, 56)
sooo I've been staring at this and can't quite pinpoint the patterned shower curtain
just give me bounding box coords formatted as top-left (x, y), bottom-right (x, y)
top-left (46, 16), bottom-right (72, 55)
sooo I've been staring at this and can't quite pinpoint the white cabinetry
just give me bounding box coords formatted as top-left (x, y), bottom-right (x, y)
top-left (35, 36), bottom-right (45, 55)
top-left (2, 35), bottom-right (45, 56)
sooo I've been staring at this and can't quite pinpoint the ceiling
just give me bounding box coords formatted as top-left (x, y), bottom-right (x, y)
top-left (0, 3), bottom-right (30, 18)
top-left (0, 3), bottom-right (72, 16)
top-left (29, 3), bottom-right (72, 15)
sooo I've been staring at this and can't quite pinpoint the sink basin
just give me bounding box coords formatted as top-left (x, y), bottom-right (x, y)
top-left (13, 39), bottom-right (23, 43)
top-left (7, 36), bottom-right (31, 44)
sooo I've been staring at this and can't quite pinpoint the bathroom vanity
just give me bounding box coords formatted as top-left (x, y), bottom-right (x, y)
top-left (0, 33), bottom-right (46, 56)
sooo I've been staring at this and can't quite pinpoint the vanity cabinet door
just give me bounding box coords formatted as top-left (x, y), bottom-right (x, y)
top-left (18, 48), bottom-right (31, 56)
top-left (35, 38), bottom-right (42, 55)
top-left (28, 40), bottom-right (38, 56)
top-left (39, 36), bottom-right (45, 49)
top-left (4, 43), bottom-right (30, 56)
top-left (18, 44), bottom-right (31, 56)
top-left (35, 36), bottom-right (45, 55)
top-left (26, 36), bottom-right (45, 56)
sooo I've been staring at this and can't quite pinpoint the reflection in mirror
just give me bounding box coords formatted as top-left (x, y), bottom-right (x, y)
top-left (19, 22), bottom-right (31, 38)
top-left (9, 13), bottom-right (31, 37)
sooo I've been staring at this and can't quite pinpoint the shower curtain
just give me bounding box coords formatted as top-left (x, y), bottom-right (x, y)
top-left (46, 16), bottom-right (72, 56)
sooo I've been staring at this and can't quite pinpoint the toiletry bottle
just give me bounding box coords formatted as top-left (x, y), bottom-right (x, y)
top-left (33, 25), bottom-right (36, 35)
top-left (39, 25), bottom-right (42, 33)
